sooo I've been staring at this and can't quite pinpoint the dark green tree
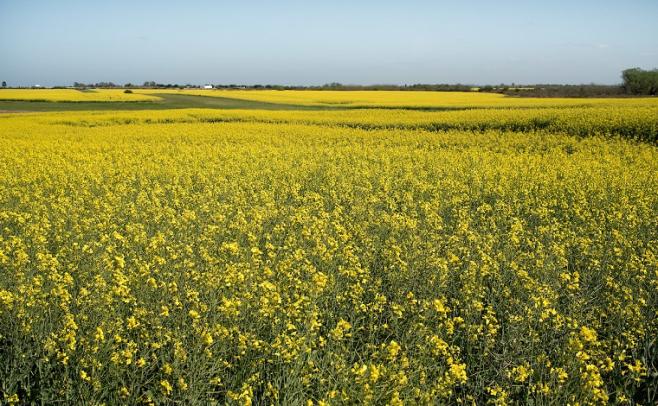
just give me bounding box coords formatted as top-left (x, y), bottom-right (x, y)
top-left (622, 68), bottom-right (658, 95)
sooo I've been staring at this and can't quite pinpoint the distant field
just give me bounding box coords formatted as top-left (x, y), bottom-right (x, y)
top-left (3, 89), bottom-right (658, 114)
top-left (0, 93), bottom-right (327, 112)
top-left (0, 89), bottom-right (160, 102)
top-left (139, 89), bottom-right (658, 108)
top-left (0, 96), bottom-right (657, 404)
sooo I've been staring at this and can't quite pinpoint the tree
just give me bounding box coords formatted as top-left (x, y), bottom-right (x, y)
top-left (622, 68), bottom-right (658, 95)
top-left (1, 81), bottom-right (6, 88)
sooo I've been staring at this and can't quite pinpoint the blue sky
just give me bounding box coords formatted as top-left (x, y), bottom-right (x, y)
top-left (1, 0), bottom-right (657, 86)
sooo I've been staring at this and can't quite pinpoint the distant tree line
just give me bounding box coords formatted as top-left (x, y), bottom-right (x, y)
top-left (303, 83), bottom-right (475, 92)
top-left (72, 82), bottom-right (120, 89)
top-left (65, 81), bottom-right (477, 91)
top-left (489, 84), bottom-right (626, 98)
top-left (140, 81), bottom-right (200, 88)
top-left (622, 68), bottom-right (658, 95)
top-left (486, 68), bottom-right (658, 97)
top-left (25, 68), bottom-right (658, 97)
top-left (71, 81), bottom-right (196, 89)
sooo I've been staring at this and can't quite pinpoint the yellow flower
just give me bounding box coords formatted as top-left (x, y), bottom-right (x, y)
top-left (449, 363), bottom-right (468, 384)
top-left (178, 377), bottom-right (189, 391)
top-left (626, 360), bottom-right (647, 382)
top-left (510, 364), bottom-right (531, 383)
top-left (330, 319), bottom-right (352, 340)
top-left (387, 340), bottom-right (401, 359)
top-left (94, 327), bottom-right (105, 343)
top-left (580, 326), bottom-right (597, 343)
top-left (553, 367), bottom-right (568, 383)
top-left (126, 315), bottom-right (139, 329)
top-left (160, 379), bottom-right (173, 395)
top-left (202, 331), bottom-right (214, 346)
top-left (4, 394), bottom-right (19, 405)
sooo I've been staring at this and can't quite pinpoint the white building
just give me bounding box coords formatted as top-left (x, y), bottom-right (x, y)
top-left (203, 85), bottom-right (213, 89)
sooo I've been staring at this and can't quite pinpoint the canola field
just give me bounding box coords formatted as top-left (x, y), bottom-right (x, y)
top-left (140, 88), bottom-right (658, 109)
top-left (0, 89), bottom-right (160, 102)
top-left (0, 95), bottom-right (657, 405)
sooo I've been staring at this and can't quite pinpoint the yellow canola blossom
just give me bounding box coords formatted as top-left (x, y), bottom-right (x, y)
top-left (0, 106), bottom-right (656, 404)
top-left (21, 104), bottom-right (657, 142)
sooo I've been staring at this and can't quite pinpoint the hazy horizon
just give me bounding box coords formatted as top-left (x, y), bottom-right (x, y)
top-left (1, 0), bottom-right (657, 87)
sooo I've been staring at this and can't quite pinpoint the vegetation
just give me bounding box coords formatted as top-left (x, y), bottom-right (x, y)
top-left (0, 93), bottom-right (340, 113)
top-left (622, 68), bottom-right (658, 96)
top-left (1, 97), bottom-right (657, 404)
top-left (0, 89), bottom-right (159, 102)
top-left (38, 105), bottom-right (658, 143)
top-left (9, 68), bottom-right (656, 98)
top-left (499, 68), bottom-right (658, 97)
top-left (138, 89), bottom-right (658, 109)
top-left (4, 89), bottom-right (657, 113)
top-left (310, 83), bottom-right (475, 92)
top-left (494, 84), bottom-right (625, 98)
